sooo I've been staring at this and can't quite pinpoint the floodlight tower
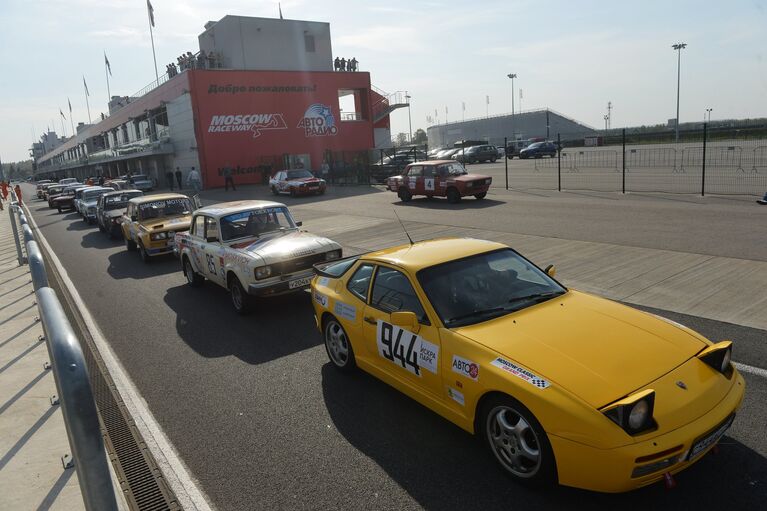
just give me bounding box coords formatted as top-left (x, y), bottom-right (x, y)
top-left (672, 42), bottom-right (687, 142)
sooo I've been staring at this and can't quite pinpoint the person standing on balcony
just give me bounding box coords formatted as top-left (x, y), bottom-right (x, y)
top-left (198, 50), bottom-right (207, 69)
top-left (165, 170), bottom-right (175, 190)
top-left (339, 58), bottom-right (346, 72)
top-left (350, 57), bottom-right (358, 71)
top-left (334, 57), bottom-right (340, 71)
top-left (175, 167), bottom-right (183, 189)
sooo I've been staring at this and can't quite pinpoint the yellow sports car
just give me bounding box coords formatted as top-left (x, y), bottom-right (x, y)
top-left (310, 238), bottom-right (745, 492)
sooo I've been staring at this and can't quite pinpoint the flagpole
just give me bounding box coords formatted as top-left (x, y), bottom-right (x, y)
top-left (147, 5), bottom-right (159, 84)
top-left (60, 116), bottom-right (66, 137)
top-left (104, 52), bottom-right (111, 102)
top-left (85, 93), bottom-right (92, 124)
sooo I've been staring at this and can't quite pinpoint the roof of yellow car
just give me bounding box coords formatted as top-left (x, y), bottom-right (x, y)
top-left (363, 238), bottom-right (507, 270)
top-left (128, 193), bottom-right (189, 204)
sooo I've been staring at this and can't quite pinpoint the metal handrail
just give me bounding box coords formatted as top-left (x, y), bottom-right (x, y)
top-left (9, 192), bottom-right (118, 511)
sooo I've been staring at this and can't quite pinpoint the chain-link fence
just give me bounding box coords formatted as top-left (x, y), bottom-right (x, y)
top-left (496, 124), bottom-right (767, 196)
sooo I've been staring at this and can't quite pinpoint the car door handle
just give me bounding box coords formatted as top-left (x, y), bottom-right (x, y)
top-left (364, 316), bottom-right (377, 325)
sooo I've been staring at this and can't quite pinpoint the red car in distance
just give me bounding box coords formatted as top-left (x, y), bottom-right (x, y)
top-left (387, 160), bottom-right (492, 203)
top-left (269, 169), bottom-right (327, 197)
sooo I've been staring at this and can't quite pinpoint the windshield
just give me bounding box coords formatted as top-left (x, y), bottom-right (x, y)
top-left (138, 198), bottom-right (193, 220)
top-left (286, 170), bottom-right (314, 179)
top-left (84, 190), bottom-right (108, 200)
top-left (418, 249), bottom-right (566, 328)
top-left (105, 192), bottom-right (141, 209)
top-left (528, 142), bottom-right (544, 149)
top-left (132, 175), bottom-right (149, 181)
top-left (49, 187), bottom-right (64, 194)
top-left (220, 206), bottom-right (296, 241)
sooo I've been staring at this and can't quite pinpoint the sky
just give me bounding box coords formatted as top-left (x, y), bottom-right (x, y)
top-left (1, 0), bottom-right (766, 162)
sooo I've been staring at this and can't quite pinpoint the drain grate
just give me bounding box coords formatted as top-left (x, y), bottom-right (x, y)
top-left (41, 246), bottom-right (181, 510)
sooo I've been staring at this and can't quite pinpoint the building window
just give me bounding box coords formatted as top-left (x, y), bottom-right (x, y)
top-left (304, 34), bottom-right (315, 53)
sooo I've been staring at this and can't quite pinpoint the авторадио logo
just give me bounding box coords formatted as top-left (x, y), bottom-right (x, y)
top-left (208, 114), bottom-right (287, 138)
top-left (297, 104), bottom-right (338, 137)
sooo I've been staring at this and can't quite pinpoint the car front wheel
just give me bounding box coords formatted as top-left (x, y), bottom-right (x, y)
top-left (184, 258), bottom-right (204, 287)
top-left (229, 276), bottom-right (251, 315)
top-left (474, 192), bottom-right (487, 199)
top-left (447, 188), bottom-right (461, 204)
top-left (398, 187), bottom-right (412, 202)
top-left (125, 237), bottom-right (136, 251)
top-left (324, 317), bottom-right (356, 372)
top-left (482, 395), bottom-right (556, 487)
top-left (138, 243), bottom-right (150, 263)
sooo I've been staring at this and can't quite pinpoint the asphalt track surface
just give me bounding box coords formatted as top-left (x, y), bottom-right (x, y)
top-left (21, 188), bottom-right (767, 511)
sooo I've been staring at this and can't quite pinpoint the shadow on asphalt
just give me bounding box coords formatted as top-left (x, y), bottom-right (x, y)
top-left (163, 284), bottom-right (321, 364)
top-left (106, 250), bottom-right (179, 279)
top-left (396, 197), bottom-right (505, 209)
top-left (200, 184), bottom-right (383, 207)
top-left (80, 230), bottom-right (120, 250)
top-left (321, 364), bottom-right (767, 510)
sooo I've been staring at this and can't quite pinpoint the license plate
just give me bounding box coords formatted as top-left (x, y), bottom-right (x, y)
top-left (688, 415), bottom-right (734, 461)
top-left (289, 276), bottom-right (312, 289)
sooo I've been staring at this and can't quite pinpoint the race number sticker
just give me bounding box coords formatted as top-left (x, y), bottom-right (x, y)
top-left (376, 321), bottom-right (439, 376)
top-left (491, 358), bottom-right (550, 389)
top-left (425, 178), bottom-right (435, 191)
top-left (452, 355), bottom-right (480, 381)
top-left (333, 301), bottom-right (356, 321)
top-left (314, 290), bottom-right (328, 308)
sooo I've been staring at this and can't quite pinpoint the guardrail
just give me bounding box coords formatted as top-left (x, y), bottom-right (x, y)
top-left (8, 190), bottom-right (118, 511)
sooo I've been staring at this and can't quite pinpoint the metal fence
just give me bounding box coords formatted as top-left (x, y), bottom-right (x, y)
top-left (7, 192), bottom-right (118, 511)
top-left (497, 124), bottom-right (767, 196)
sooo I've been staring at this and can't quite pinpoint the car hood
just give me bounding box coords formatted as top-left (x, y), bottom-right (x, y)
top-left (229, 230), bottom-right (338, 265)
top-left (453, 290), bottom-right (706, 408)
top-left (451, 174), bottom-right (491, 182)
top-left (139, 215), bottom-right (192, 231)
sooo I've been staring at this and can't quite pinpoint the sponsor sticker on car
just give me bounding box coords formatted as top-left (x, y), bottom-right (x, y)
top-left (452, 355), bottom-right (480, 381)
top-left (491, 357), bottom-right (550, 389)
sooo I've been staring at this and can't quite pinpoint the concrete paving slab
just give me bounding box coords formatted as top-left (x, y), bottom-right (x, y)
top-left (0, 206), bottom-right (85, 511)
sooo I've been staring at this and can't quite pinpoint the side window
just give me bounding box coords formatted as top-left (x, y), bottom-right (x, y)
top-left (204, 217), bottom-right (219, 240)
top-left (193, 215), bottom-right (205, 237)
top-left (347, 264), bottom-right (374, 301)
top-left (408, 165), bottom-right (423, 178)
top-left (371, 267), bottom-right (428, 323)
top-left (423, 166), bottom-right (435, 178)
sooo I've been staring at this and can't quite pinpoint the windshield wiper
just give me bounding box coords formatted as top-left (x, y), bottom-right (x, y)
top-left (446, 307), bottom-right (507, 325)
top-left (507, 291), bottom-right (563, 305)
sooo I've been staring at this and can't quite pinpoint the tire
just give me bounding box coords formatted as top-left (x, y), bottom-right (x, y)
top-left (125, 237), bottom-right (136, 251)
top-left (290, 187), bottom-right (296, 197)
top-left (323, 316), bottom-right (356, 372)
top-left (447, 188), bottom-right (461, 204)
top-left (271, 186), bottom-right (279, 196)
top-left (481, 395), bottom-right (557, 487)
top-left (229, 276), bottom-right (251, 315)
top-left (491, 157), bottom-right (497, 163)
top-left (138, 242), bottom-right (150, 263)
top-left (397, 187), bottom-right (412, 202)
top-left (474, 192), bottom-right (487, 200)
top-left (57, 206), bottom-right (62, 213)
top-left (184, 257), bottom-right (204, 287)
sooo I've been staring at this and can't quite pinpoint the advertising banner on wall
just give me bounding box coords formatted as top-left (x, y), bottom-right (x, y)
top-left (189, 70), bottom-right (374, 188)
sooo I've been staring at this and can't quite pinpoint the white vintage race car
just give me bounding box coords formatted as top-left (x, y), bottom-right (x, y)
top-left (269, 169), bottom-right (326, 196)
top-left (175, 200), bottom-right (342, 313)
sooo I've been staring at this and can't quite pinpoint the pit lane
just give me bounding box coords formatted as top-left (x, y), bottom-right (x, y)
top-left (20, 184), bottom-right (767, 510)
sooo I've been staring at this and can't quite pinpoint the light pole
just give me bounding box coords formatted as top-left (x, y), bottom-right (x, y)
top-left (604, 115), bottom-right (609, 130)
top-left (672, 42), bottom-right (687, 142)
top-left (507, 73), bottom-right (517, 138)
top-left (706, 108), bottom-right (712, 123)
top-left (405, 92), bottom-right (412, 142)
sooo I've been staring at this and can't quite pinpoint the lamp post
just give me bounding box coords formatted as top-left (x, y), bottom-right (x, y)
top-left (672, 42), bottom-right (687, 143)
top-left (405, 92), bottom-right (412, 142)
top-left (604, 115), bottom-right (609, 130)
top-left (706, 108), bottom-right (712, 123)
top-left (507, 73), bottom-right (517, 138)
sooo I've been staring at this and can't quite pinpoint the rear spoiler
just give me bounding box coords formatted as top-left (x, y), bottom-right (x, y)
top-left (312, 255), bottom-right (360, 278)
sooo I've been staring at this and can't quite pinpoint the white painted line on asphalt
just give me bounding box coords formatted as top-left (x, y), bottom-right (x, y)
top-left (23, 203), bottom-right (214, 511)
top-left (734, 362), bottom-right (767, 379)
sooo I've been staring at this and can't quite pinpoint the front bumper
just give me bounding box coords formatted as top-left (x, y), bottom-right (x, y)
top-left (550, 370), bottom-right (746, 492)
top-left (294, 185), bottom-right (325, 195)
top-left (247, 269), bottom-right (316, 297)
top-left (460, 184), bottom-right (491, 196)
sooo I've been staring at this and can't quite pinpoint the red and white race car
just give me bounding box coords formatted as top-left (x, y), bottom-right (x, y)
top-left (269, 170), bottom-right (326, 197)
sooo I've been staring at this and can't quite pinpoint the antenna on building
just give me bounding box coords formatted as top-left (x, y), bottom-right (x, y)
top-left (279, 3), bottom-right (284, 19)
top-left (607, 101), bottom-right (612, 129)
top-left (393, 209), bottom-right (414, 246)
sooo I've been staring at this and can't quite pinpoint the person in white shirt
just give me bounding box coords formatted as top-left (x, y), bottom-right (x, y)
top-left (187, 167), bottom-right (201, 192)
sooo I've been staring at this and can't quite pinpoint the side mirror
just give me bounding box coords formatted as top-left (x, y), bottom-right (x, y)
top-left (295, 221), bottom-right (303, 227)
top-left (206, 236), bottom-right (219, 243)
top-left (544, 264), bottom-right (557, 278)
top-left (390, 311), bottom-right (420, 334)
